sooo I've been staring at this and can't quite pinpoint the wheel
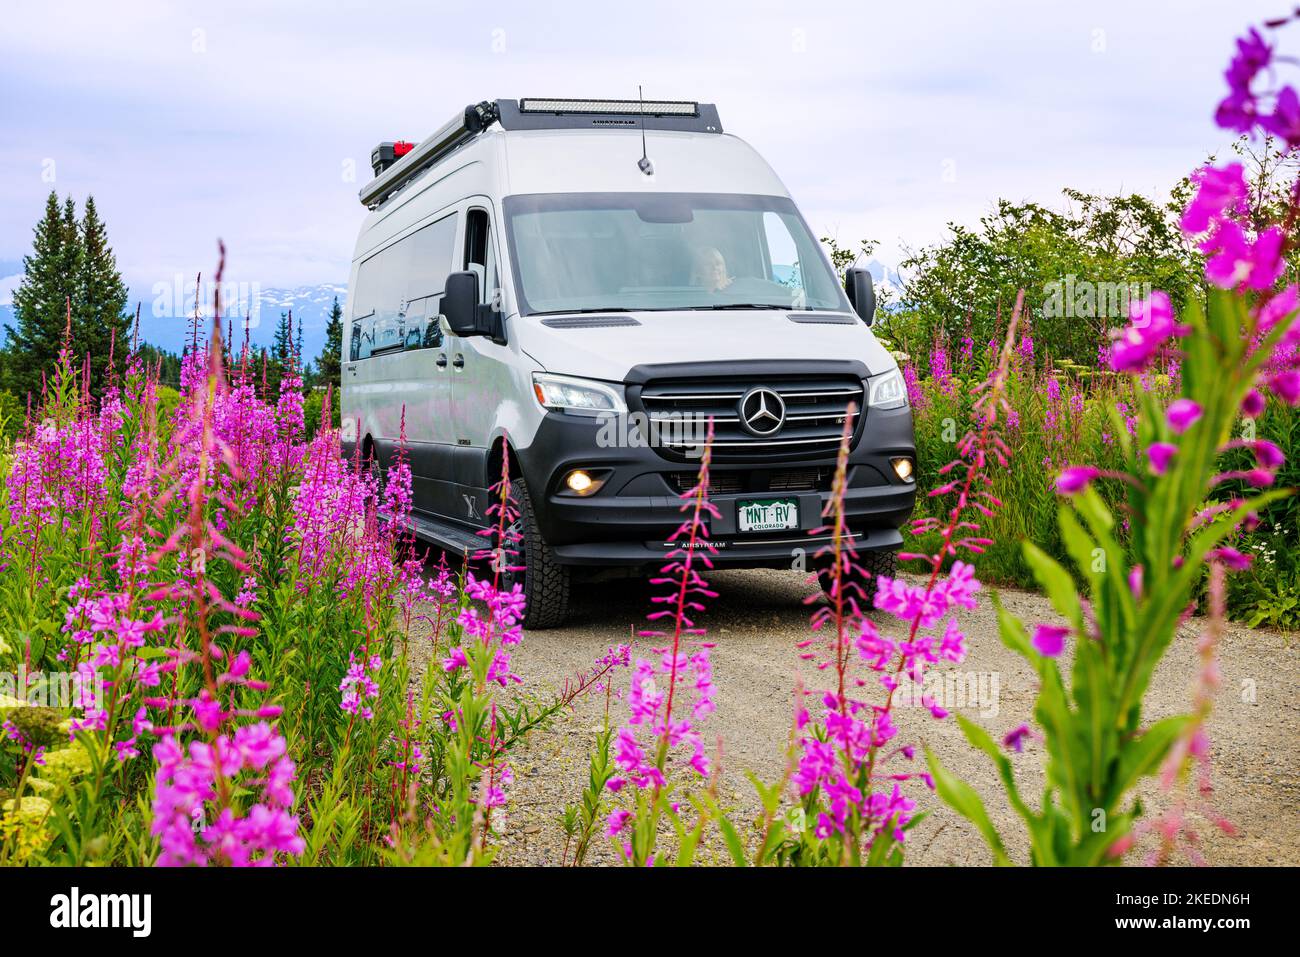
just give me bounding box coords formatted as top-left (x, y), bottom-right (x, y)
top-left (499, 477), bottom-right (571, 629)
top-left (814, 546), bottom-right (896, 611)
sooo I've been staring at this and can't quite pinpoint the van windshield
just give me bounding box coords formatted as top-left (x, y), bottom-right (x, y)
top-left (502, 192), bottom-right (852, 315)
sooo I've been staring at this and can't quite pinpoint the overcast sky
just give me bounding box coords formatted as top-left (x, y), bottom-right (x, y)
top-left (0, 0), bottom-right (1282, 306)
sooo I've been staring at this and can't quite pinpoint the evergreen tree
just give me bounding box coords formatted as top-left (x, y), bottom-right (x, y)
top-left (3, 192), bottom-right (83, 399)
top-left (272, 311), bottom-right (292, 364)
top-left (316, 296), bottom-right (343, 389)
top-left (267, 311), bottom-right (292, 395)
top-left (76, 195), bottom-right (130, 388)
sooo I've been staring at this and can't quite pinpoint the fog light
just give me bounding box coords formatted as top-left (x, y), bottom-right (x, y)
top-left (891, 457), bottom-right (914, 482)
top-left (562, 469), bottom-right (607, 496)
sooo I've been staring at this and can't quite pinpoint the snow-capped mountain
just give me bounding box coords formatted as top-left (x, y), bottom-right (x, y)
top-left (863, 259), bottom-right (905, 306)
top-left (131, 282), bottom-right (349, 363)
top-left (0, 274), bottom-right (349, 366)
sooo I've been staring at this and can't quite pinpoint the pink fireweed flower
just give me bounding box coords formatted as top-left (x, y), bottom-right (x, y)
top-left (1269, 369), bottom-right (1300, 405)
top-left (1200, 222), bottom-right (1285, 291)
top-left (856, 619), bottom-right (896, 671)
top-left (339, 651), bottom-right (381, 720)
top-left (1253, 440), bottom-right (1285, 470)
top-left (1241, 388), bottom-right (1267, 417)
top-left (1147, 442), bottom-right (1178, 476)
top-left (151, 724), bottom-right (303, 867)
top-left (1180, 163), bottom-right (1249, 235)
top-left (610, 426), bottom-right (718, 808)
top-left (938, 617), bottom-right (967, 663)
top-left (606, 808), bottom-right (633, 836)
top-left (1207, 547), bottom-right (1253, 571)
top-left (1166, 399), bottom-right (1203, 434)
top-left (1216, 28), bottom-right (1271, 133)
top-left (1109, 291), bottom-right (1189, 373)
top-left (1055, 465), bottom-right (1100, 495)
top-left (1257, 284), bottom-right (1300, 335)
top-left (1262, 84), bottom-right (1300, 147)
top-left (1031, 624), bottom-right (1069, 658)
top-left (874, 575), bottom-right (949, 629)
top-left (441, 645), bottom-right (469, 673)
top-left (1002, 724), bottom-right (1034, 753)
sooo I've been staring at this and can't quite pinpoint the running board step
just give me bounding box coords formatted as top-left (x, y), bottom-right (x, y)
top-left (407, 514), bottom-right (491, 555)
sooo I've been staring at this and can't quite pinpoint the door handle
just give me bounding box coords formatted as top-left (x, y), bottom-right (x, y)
top-left (345, 363), bottom-right (357, 375)
top-left (436, 354), bottom-right (448, 369)
top-left (452, 354), bottom-right (465, 369)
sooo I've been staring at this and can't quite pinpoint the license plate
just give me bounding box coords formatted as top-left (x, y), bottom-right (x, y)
top-left (737, 497), bottom-right (799, 533)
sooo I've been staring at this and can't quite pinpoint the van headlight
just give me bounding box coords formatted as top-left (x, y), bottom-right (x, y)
top-left (867, 369), bottom-right (908, 410)
top-left (532, 373), bottom-right (627, 416)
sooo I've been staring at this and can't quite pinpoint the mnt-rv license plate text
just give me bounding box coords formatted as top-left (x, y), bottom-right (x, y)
top-left (737, 497), bottom-right (799, 533)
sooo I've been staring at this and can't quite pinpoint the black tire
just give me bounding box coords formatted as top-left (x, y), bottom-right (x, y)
top-left (814, 547), bottom-right (897, 608)
top-left (502, 477), bottom-right (571, 629)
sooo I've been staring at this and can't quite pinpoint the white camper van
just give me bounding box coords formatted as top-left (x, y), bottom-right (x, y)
top-left (342, 98), bottom-right (916, 627)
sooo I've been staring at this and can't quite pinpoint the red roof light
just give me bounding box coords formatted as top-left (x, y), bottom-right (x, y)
top-left (393, 140), bottom-right (414, 157)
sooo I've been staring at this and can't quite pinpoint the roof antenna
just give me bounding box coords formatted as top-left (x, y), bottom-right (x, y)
top-left (637, 85), bottom-right (654, 176)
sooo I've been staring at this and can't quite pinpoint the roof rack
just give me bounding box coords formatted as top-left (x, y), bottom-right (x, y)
top-left (359, 97), bottom-right (723, 209)
top-left (359, 101), bottom-right (499, 209)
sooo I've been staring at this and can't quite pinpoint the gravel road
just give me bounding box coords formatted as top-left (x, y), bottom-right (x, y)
top-left (427, 567), bottom-right (1299, 867)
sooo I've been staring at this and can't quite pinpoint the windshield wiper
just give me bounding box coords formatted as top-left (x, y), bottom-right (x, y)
top-left (531, 307), bottom-right (640, 316)
top-left (692, 303), bottom-right (787, 311)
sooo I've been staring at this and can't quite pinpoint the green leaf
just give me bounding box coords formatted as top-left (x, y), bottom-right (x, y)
top-left (1022, 541), bottom-right (1082, 630)
top-left (1106, 714), bottom-right (1192, 806)
top-left (992, 594), bottom-right (1032, 658)
top-left (953, 714), bottom-right (1035, 825)
top-left (925, 747), bottom-right (1012, 865)
top-left (717, 815), bottom-right (748, 867)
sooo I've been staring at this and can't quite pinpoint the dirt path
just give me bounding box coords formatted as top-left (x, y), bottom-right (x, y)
top-left (439, 568), bottom-right (1299, 866)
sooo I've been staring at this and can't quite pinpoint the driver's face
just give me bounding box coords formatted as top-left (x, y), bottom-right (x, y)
top-left (698, 252), bottom-right (728, 291)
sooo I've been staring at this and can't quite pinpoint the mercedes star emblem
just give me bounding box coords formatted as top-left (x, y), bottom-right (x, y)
top-left (738, 386), bottom-right (786, 437)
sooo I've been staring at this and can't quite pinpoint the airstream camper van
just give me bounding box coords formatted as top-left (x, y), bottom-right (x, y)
top-left (342, 98), bottom-right (915, 627)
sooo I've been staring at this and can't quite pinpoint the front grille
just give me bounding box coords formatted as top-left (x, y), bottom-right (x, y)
top-left (769, 468), bottom-right (830, 491)
top-left (666, 467), bottom-right (830, 495)
top-left (638, 376), bottom-right (864, 461)
top-left (667, 472), bottom-right (745, 495)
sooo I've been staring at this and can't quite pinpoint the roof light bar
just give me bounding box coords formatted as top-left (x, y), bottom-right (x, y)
top-left (519, 98), bottom-right (698, 116)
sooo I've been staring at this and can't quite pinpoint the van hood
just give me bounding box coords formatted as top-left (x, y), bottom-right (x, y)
top-left (515, 310), bottom-right (897, 382)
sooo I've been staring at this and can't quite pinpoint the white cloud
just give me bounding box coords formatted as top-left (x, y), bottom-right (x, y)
top-left (0, 274), bottom-right (21, 306)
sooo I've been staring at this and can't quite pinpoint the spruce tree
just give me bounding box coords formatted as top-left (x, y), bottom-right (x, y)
top-left (267, 311), bottom-right (292, 395)
top-left (76, 196), bottom-right (130, 388)
top-left (316, 296), bottom-right (343, 389)
top-left (3, 192), bottom-right (82, 399)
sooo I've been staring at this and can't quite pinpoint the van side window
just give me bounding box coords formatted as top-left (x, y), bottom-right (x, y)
top-left (351, 211), bottom-right (458, 358)
top-left (405, 214), bottom-right (458, 305)
top-left (401, 213), bottom-right (456, 350)
top-left (352, 252), bottom-right (380, 359)
top-left (464, 207), bottom-right (499, 306)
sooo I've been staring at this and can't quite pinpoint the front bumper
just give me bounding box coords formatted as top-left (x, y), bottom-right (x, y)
top-left (513, 403), bottom-right (916, 570)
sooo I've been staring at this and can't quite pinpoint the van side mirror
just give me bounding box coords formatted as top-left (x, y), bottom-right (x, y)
top-left (443, 270), bottom-right (506, 342)
top-left (443, 271), bottom-right (479, 336)
top-left (845, 267), bottom-right (876, 325)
